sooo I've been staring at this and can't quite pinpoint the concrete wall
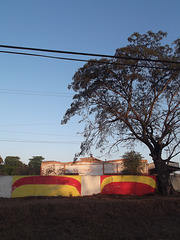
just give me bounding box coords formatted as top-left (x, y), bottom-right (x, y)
top-left (0, 176), bottom-right (13, 198)
top-left (171, 175), bottom-right (180, 192)
top-left (11, 175), bottom-right (81, 198)
top-left (41, 161), bottom-right (148, 176)
top-left (1, 175), bottom-right (179, 198)
top-left (81, 176), bottom-right (100, 196)
top-left (41, 162), bottom-right (104, 176)
top-left (66, 164), bottom-right (103, 176)
top-left (0, 175), bottom-right (160, 198)
top-left (101, 175), bottom-right (157, 196)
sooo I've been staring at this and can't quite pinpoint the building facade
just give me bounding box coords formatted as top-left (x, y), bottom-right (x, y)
top-left (41, 156), bottom-right (148, 176)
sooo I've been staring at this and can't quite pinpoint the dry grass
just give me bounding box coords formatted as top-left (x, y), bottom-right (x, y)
top-left (0, 194), bottom-right (180, 240)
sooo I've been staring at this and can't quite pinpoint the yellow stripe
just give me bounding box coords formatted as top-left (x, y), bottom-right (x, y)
top-left (101, 175), bottom-right (157, 191)
top-left (12, 175), bottom-right (27, 184)
top-left (11, 184), bottom-right (80, 198)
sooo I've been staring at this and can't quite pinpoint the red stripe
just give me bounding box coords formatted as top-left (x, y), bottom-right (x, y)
top-left (12, 176), bottom-right (81, 194)
top-left (101, 182), bottom-right (156, 196)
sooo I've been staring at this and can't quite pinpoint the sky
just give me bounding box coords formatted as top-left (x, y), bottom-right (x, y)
top-left (0, 0), bottom-right (179, 165)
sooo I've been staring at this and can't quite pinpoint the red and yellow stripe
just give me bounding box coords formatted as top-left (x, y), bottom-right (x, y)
top-left (11, 176), bottom-right (81, 197)
top-left (101, 175), bottom-right (157, 196)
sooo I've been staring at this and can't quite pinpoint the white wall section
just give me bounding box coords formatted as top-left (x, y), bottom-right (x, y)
top-left (81, 176), bottom-right (100, 196)
top-left (0, 176), bottom-right (13, 198)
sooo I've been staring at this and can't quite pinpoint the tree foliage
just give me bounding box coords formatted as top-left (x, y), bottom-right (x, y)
top-left (14, 163), bottom-right (31, 175)
top-left (28, 156), bottom-right (44, 175)
top-left (0, 156), bottom-right (45, 175)
top-left (122, 151), bottom-right (144, 175)
top-left (3, 156), bottom-right (23, 175)
top-left (0, 156), bottom-right (3, 164)
top-left (0, 156), bottom-right (3, 175)
top-left (62, 31), bottom-right (180, 195)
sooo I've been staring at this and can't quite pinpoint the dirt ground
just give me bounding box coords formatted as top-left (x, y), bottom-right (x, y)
top-left (0, 193), bottom-right (180, 240)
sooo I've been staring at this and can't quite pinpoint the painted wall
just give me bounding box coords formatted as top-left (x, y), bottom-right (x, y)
top-left (0, 176), bottom-right (13, 198)
top-left (101, 175), bottom-right (157, 196)
top-left (2, 175), bottom-right (180, 198)
top-left (0, 175), bottom-right (159, 198)
top-left (11, 175), bottom-right (81, 197)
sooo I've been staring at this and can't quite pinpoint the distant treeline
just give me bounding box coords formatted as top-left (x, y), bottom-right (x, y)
top-left (0, 156), bottom-right (44, 175)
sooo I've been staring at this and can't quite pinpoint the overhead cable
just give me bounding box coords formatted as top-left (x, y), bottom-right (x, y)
top-left (0, 44), bottom-right (180, 64)
top-left (0, 129), bottom-right (80, 137)
top-left (0, 139), bottom-right (81, 144)
top-left (0, 88), bottom-right (73, 97)
top-left (0, 50), bottom-right (179, 71)
top-left (0, 122), bottom-right (59, 126)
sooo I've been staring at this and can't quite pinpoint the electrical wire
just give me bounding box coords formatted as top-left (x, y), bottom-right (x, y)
top-left (0, 139), bottom-right (81, 144)
top-left (0, 50), bottom-right (87, 63)
top-left (0, 129), bottom-right (81, 137)
top-left (0, 88), bottom-right (73, 97)
top-left (0, 44), bottom-right (180, 64)
top-left (0, 121), bottom-right (80, 126)
top-left (0, 50), bottom-right (179, 71)
top-left (0, 123), bottom-right (59, 126)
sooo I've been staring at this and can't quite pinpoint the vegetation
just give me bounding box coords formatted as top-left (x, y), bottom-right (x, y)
top-left (62, 31), bottom-right (180, 195)
top-left (3, 156), bottom-right (23, 175)
top-left (14, 163), bottom-right (32, 175)
top-left (122, 151), bottom-right (144, 175)
top-left (0, 156), bottom-right (44, 175)
top-left (0, 156), bottom-right (3, 164)
top-left (28, 156), bottom-right (44, 175)
top-left (0, 156), bottom-right (3, 175)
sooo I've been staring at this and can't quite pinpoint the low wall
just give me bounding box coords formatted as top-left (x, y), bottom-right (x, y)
top-left (81, 176), bottom-right (100, 196)
top-left (11, 175), bottom-right (82, 198)
top-left (0, 176), bottom-right (13, 198)
top-left (171, 175), bottom-right (180, 192)
top-left (101, 175), bottom-right (157, 196)
top-left (0, 175), bottom-right (159, 198)
top-left (41, 160), bottom-right (148, 175)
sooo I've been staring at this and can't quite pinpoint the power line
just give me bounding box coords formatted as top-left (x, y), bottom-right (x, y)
top-left (0, 123), bottom-right (59, 126)
top-left (0, 88), bottom-right (73, 97)
top-left (0, 44), bottom-right (180, 64)
top-left (0, 50), bottom-right (88, 63)
top-left (0, 138), bottom-right (81, 144)
top-left (0, 121), bottom-right (80, 127)
top-left (0, 50), bottom-right (179, 71)
top-left (0, 129), bottom-right (81, 137)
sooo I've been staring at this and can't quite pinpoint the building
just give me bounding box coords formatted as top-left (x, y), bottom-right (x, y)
top-left (148, 161), bottom-right (180, 175)
top-left (41, 156), bottom-right (148, 176)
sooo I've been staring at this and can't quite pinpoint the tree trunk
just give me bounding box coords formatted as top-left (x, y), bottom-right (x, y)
top-left (150, 147), bottom-right (175, 195)
top-left (154, 159), bottom-right (174, 195)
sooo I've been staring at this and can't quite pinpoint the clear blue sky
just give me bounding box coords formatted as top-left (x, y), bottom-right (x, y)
top-left (0, 0), bottom-right (179, 164)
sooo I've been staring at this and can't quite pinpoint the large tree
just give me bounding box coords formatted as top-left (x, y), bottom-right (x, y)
top-left (28, 156), bottom-right (44, 175)
top-left (3, 156), bottom-right (23, 175)
top-left (62, 31), bottom-right (180, 195)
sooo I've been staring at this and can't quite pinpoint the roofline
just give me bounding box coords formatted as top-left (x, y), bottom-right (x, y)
top-left (42, 159), bottom-right (148, 165)
top-left (106, 159), bottom-right (148, 163)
